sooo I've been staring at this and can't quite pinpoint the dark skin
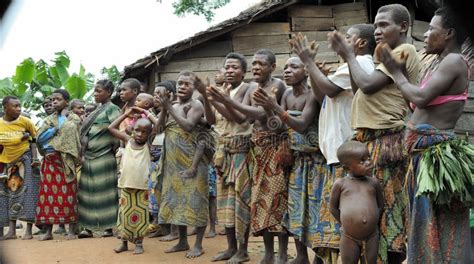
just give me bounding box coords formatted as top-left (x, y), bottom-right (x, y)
top-left (330, 144), bottom-right (383, 264)
top-left (291, 29), bottom-right (371, 97)
top-left (0, 98), bottom-right (38, 241)
top-left (71, 102), bottom-right (85, 120)
top-left (328, 11), bottom-right (409, 95)
top-left (211, 53), bottom-right (288, 264)
top-left (119, 81), bottom-right (138, 112)
top-left (38, 92), bottom-right (78, 242)
top-left (42, 99), bottom-right (55, 115)
top-left (155, 74), bottom-right (207, 259)
top-left (254, 57), bottom-right (319, 264)
top-left (195, 59), bottom-right (251, 264)
top-left (208, 54), bottom-right (287, 131)
top-left (109, 109), bottom-right (152, 255)
top-left (378, 15), bottom-right (468, 130)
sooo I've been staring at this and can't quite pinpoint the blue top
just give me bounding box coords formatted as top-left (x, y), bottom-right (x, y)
top-left (37, 115), bottom-right (66, 153)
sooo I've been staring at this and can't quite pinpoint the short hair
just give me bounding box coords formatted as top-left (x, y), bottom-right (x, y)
top-left (135, 118), bottom-right (153, 132)
top-left (85, 103), bottom-right (97, 110)
top-left (42, 96), bottom-right (52, 105)
top-left (52, 89), bottom-right (70, 101)
top-left (337, 140), bottom-right (368, 166)
top-left (69, 99), bottom-right (84, 109)
top-left (254, 49), bottom-right (276, 65)
top-left (351, 24), bottom-right (376, 54)
top-left (224, 52), bottom-right (247, 72)
top-left (121, 78), bottom-right (141, 92)
top-left (156, 80), bottom-right (176, 94)
top-left (377, 4), bottom-right (410, 25)
top-left (96, 79), bottom-right (115, 94)
top-left (137, 93), bottom-right (154, 105)
top-left (177, 70), bottom-right (196, 80)
top-left (2, 95), bottom-right (19, 107)
top-left (434, 7), bottom-right (467, 45)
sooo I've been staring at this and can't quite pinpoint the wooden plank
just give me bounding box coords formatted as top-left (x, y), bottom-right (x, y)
top-left (292, 17), bottom-right (335, 32)
top-left (314, 52), bottom-right (340, 63)
top-left (455, 112), bottom-right (474, 132)
top-left (292, 31), bottom-right (332, 42)
top-left (412, 20), bottom-right (429, 41)
top-left (172, 41), bottom-right (233, 60)
top-left (468, 81), bottom-right (474, 98)
top-left (161, 57), bottom-right (224, 73)
top-left (333, 9), bottom-right (367, 21)
top-left (232, 23), bottom-right (290, 37)
top-left (334, 17), bottom-right (368, 28)
top-left (332, 2), bottom-right (365, 13)
top-left (160, 71), bottom-right (217, 83)
top-left (233, 34), bottom-right (290, 56)
top-left (289, 5), bottom-right (333, 18)
top-left (463, 99), bottom-right (474, 113)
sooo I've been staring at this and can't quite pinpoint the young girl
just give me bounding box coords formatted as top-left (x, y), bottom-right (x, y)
top-left (108, 106), bottom-right (157, 255)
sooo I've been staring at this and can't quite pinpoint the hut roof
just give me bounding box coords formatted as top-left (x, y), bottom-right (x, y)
top-left (123, 0), bottom-right (299, 76)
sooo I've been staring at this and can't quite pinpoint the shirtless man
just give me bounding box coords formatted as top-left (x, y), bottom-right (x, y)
top-left (208, 49), bottom-right (288, 264)
top-left (330, 141), bottom-right (383, 264)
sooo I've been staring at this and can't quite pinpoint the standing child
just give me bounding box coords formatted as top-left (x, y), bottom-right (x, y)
top-left (108, 107), bottom-right (157, 255)
top-left (330, 141), bottom-right (383, 264)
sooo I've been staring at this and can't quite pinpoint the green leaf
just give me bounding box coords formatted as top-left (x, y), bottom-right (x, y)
top-left (55, 63), bottom-right (70, 86)
top-left (53, 51), bottom-right (70, 68)
top-left (35, 60), bottom-right (49, 85)
top-left (49, 66), bottom-right (63, 88)
top-left (65, 74), bottom-right (87, 99)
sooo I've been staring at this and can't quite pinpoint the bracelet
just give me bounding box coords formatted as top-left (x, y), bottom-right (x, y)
top-left (146, 112), bottom-right (153, 118)
top-left (279, 111), bottom-right (289, 122)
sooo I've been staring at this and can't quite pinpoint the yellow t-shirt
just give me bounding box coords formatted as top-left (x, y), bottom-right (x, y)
top-left (0, 116), bottom-right (37, 163)
top-left (351, 43), bottom-right (420, 129)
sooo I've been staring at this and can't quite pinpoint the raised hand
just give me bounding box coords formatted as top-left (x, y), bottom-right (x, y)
top-left (316, 60), bottom-right (331, 76)
top-left (195, 76), bottom-right (209, 95)
top-left (327, 30), bottom-right (353, 60)
top-left (289, 32), bottom-right (319, 62)
top-left (207, 85), bottom-right (230, 103)
top-left (377, 43), bottom-right (407, 75)
top-left (252, 87), bottom-right (277, 110)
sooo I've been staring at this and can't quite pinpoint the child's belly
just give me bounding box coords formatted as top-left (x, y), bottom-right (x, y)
top-left (339, 197), bottom-right (379, 240)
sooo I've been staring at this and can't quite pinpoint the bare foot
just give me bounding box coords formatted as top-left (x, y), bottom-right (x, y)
top-left (218, 229), bottom-right (226, 235)
top-left (159, 233), bottom-right (179, 242)
top-left (53, 227), bottom-right (66, 235)
top-left (66, 233), bottom-right (77, 240)
top-left (205, 230), bottom-right (216, 238)
top-left (22, 233), bottom-right (33, 240)
top-left (228, 250), bottom-right (250, 264)
top-left (259, 254), bottom-right (274, 264)
top-left (114, 243), bottom-right (128, 253)
top-left (211, 249), bottom-right (236, 261)
top-left (38, 233), bottom-right (53, 241)
top-left (289, 256), bottom-right (310, 264)
top-left (3, 233), bottom-right (17, 240)
top-left (148, 229), bottom-right (167, 238)
top-left (275, 256), bottom-right (287, 264)
top-left (186, 246), bottom-right (204, 258)
top-left (133, 245), bottom-right (144, 255)
top-left (165, 241), bottom-right (190, 253)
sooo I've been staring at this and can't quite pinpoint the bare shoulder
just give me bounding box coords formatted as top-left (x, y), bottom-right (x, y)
top-left (440, 53), bottom-right (468, 73)
top-left (368, 176), bottom-right (381, 187)
top-left (191, 98), bottom-right (204, 109)
top-left (272, 78), bottom-right (287, 91)
top-left (333, 177), bottom-right (345, 188)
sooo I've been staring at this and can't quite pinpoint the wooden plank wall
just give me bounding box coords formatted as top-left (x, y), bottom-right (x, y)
top-left (289, 1), bottom-right (369, 72)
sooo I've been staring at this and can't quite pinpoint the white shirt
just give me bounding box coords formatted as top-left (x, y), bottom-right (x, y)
top-left (319, 54), bottom-right (375, 164)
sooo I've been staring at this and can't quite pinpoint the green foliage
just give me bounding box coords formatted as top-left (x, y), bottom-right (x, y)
top-left (0, 51), bottom-right (99, 115)
top-left (172, 0), bottom-right (231, 22)
top-left (100, 65), bottom-right (122, 88)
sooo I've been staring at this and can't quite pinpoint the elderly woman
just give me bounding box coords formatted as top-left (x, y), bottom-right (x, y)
top-left (36, 89), bottom-right (82, 240)
top-left (379, 7), bottom-right (472, 263)
top-left (78, 79), bottom-right (121, 238)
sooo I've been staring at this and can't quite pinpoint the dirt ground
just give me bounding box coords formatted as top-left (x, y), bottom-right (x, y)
top-left (0, 222), bottom-right (316, 264)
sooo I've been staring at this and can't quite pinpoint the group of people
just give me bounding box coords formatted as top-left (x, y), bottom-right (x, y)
top-left (0, 3), bottom-right (472, 264)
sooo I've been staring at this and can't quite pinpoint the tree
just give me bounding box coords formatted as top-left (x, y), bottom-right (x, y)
top-left (172, 0), bottom-right (231, 22)
top-left (0, 51), bottom-right (95, 116)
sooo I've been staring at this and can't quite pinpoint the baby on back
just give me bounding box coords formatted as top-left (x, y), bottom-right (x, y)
top-left (330, 141), bottom-right (383, 264)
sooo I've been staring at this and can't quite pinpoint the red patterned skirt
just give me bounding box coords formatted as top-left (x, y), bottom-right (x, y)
top-left (35, 153), bottom-right (78, 225)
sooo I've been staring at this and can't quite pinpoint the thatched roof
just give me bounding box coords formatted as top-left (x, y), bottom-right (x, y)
top-left (123, 0), bottom-right (299, 76)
